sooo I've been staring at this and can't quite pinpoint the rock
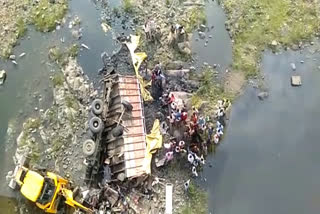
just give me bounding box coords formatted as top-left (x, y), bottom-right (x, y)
top-left (311, 41), bottom-right (314, 45)
top-left (56, 25), bottom-right (61, 30)
top-left (0, 70), bottom-right (7, 85)
top-left (189, 66), bottom-right (196, 72)
top-left (72, 30), bottom-right (82, 40)
top-left (177, 42), bottom-right (191, 55)
top-left (198, 31), bottom-right (206, 39)
top-left (9, 55), bottom-right (16, 60)
top-left (271, 40), bottom-right (278, 46)
top-left (12, 60), bottom-right (18, 65)
top-left (257, 92), bottom-right (269, 100)
top-left (19, 53), bottom-right (26, 58)
top-left (300, 60), bottom-right (304, 64)
top-left (203, 62), bottom-right (209, 66)
top-left (101, 22), bottom-right (111, 33)
top-left (166, 61), bottom-right (184, 70)
top-left (290, 63), bottom-right (296, 71)
top-left (208, 35), bottom-right (212, 38)
top-left (291, 76), bottom-right (302, 86)
top-left (199, 24), bottom-right (206, 32)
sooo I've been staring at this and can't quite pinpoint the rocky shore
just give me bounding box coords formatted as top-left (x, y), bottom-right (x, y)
top-left (14, 58), bottom-right (95, 185)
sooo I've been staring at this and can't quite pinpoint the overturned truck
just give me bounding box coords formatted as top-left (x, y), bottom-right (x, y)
top-left (85, 73), bottom-right (147, 185)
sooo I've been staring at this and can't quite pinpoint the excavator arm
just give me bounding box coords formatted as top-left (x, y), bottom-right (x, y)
top-left (61, 188), bottom-right (93, 213)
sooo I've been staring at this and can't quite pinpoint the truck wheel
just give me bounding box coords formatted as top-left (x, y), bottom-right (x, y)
top-left (82, 139), bottom-right (96, 156)
top-left (89, 117), bottom-right (103, 133)
top-left (91, 99), bottom-right (103, 115)
top-left (122, 100), bottom-right (133, 112)
top-left (112, 126), bottom-right (124, 137)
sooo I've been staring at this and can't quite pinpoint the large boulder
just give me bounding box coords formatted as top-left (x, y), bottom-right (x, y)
top-left (177, 42), bottom-right (191, 55)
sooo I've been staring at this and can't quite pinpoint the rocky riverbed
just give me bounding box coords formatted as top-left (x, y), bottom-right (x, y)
top-left (13, 57), bottom-right (95, 185)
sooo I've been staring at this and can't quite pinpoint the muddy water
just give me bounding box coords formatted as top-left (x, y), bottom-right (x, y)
top-left (204, 47), bottom-right (320, 214)
top-left (191, 0), bottom-right (232, 70)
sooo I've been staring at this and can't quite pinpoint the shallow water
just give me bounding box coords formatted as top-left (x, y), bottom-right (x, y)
top-left (191, 0), bottom-right (232, 70)
top-left (0, 0), bottom-right (123, 210)
top-left (204, 48), bottom-right (320, 214)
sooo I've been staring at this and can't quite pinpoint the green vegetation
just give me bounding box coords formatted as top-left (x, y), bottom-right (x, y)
top-left (46, 108), bottom-right (58, 122)
top-left (191, 67), bottom-right (233, 114)
top-left (31, 0), bottom-right (68, 32)
top-left (52, 72), bottom-right (64, 87)
top-left (185, 7), bottom-right (207, 32)
top-left (166, 0), bottom-right (171, 6)
top-left (68, 44), bottom-right (79, 58)
top-left (123, 0), bottom-right (134, 13)
top-left (49, 44), bottom-right (78, 67)
top-left (16, 17), bottom-right (27, 38)
top-left (179, 183), bottom-right (208, 214)
top-left (65, 95), bottom-right (79, 109)
top-left (223, 0), bottom-right (320, 77)
top-left (51, 136), bottom-right (64, 152)
top-left (24, 118), bottom-right (41, 130)
top-left (49, 46), bottom-right (63, 62)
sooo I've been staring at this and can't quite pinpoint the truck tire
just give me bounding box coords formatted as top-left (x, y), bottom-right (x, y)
top-left (122, 100), bottom-right (133, 112)
top-left (91, 99), bottom-right (103, 115)
top-left (89, 117), bottom-right (103, 133)
top-left (82, 139), bottom-right (96, 156)
top-left (112, 126), bottom-right (124, 137)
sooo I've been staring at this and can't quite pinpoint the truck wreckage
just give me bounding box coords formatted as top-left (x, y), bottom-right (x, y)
top-left (9, 36), bottom-right (168, 214)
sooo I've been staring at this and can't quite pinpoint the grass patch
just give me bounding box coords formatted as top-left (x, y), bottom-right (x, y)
top-left (179, 183), bottom-right (208, 214)
top-left (191, 66), bottom-right (233, 114)
top-left (223, 0), bottom-right (320, 78)
top-left (51, 136), bottom-right (64, 152)
top-left (52, 72), bottom-right (64, 87)
top-left (67, 44), bottom-right (79, 58)
top-left (185, 7), bottom-right (207, 33)
top-left (49, 44), bottom-right (77, 66)
top-left (24, 118), bottom-right (41, 130)
top-left (123, 0), bottom-right (134, 13)
top-left (31, 0), bottom-right (68, 32)
top-left (65, 95), bottom-right (79, 109)
top-left (16, 17), bottom-right (27, 38)
top-left (49, 46), bottom-right (63, 62)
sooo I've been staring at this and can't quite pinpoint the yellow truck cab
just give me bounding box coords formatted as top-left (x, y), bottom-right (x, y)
top-left (15, 166), bottom-right (91, 213)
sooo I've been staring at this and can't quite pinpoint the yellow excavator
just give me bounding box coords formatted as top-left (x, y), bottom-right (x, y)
top-left (12, 166), bottom-right (92, 213)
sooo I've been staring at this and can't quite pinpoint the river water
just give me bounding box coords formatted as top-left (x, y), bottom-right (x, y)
top-left (1, 0), bottom-right (320, 213)
top-left (204, 47), bottom-right (320, 214)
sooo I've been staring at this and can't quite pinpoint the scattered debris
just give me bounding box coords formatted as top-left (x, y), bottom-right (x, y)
top-left (290, 63), bottom-right (296, 71)
top-left (19, 53), bottom-right (26, 58)
top-left (81, 43), bottom-right (90, 50)
top-left (291, 75), bottom-right (302, 86)
top-left (12, 60), bottom-right (18, 65)
top-left (0, 70), bottom-right (7, 85)
top-left (257, 92), bottom-right (269, 100)
top-left (101, 22), bottom-right (111, 33)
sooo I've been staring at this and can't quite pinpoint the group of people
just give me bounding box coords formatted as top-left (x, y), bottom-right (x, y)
top-left (163, 138), bottom-right (186, 162)
top-left (161, 92), bottom-right (188, 124)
